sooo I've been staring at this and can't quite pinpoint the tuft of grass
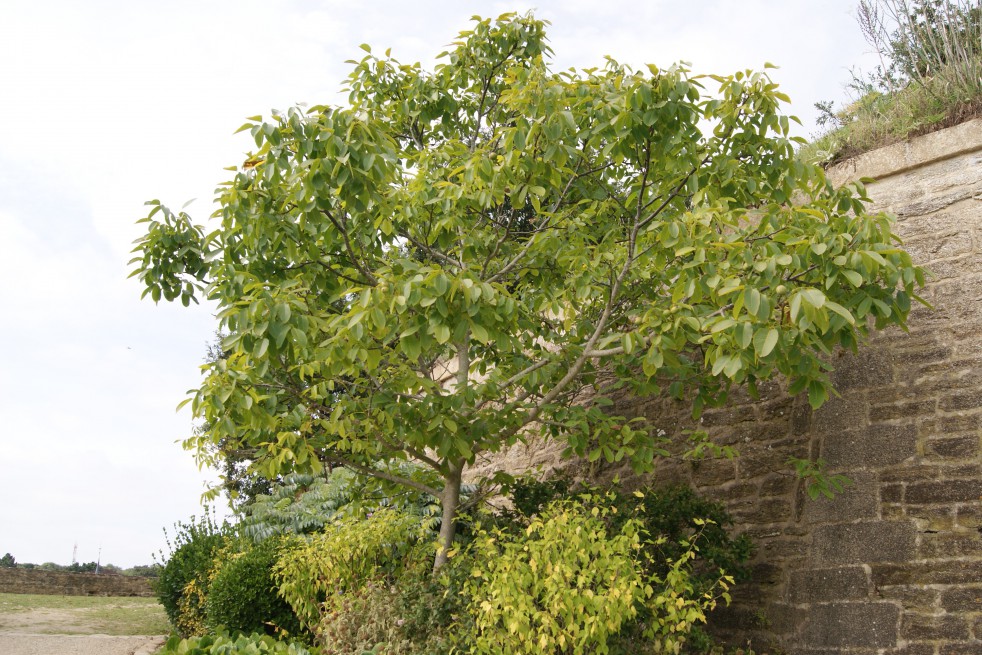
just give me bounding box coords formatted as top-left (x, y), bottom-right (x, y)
top-left (801, 0), bottom-right (982, 165)
top-left (800, 79), bottom-right (982, 165)
top-left (0, 592), bottom-right (170, 635)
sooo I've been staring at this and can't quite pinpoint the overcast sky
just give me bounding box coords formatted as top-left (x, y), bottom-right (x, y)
top-left (0, 0), bottom-right (878, 567)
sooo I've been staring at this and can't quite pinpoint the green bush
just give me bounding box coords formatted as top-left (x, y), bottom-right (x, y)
top-left (392, 550), bottom-right (473, 654)
top-left (155, 511), bottom-right (228, 636)
top-left (316, 582), bottom-right (416, 655)
top-left (505, 479), bottom-right (753, 653)
top-left (463, 494), bottom-right (731, 655)
top-left (274, 508), bottom-right (424, 633)
top-left (158, 631), bottom-right (316, 655)
top-left (205, 537), bottom-right (303, 640)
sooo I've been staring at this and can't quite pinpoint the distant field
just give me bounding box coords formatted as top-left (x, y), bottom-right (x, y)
top-left (0, 592), bottom-right (169, 635)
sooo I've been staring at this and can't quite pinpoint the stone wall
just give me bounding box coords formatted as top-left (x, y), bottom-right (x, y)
top-left (475, 119), bottom-right (982, 654)
top-left (0, 568), bottom-right (154, 597)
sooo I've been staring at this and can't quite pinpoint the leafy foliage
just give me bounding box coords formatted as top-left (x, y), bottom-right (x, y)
top-left (463, 494), bottom-right (730, 655)
top-left (238, 466), bottom-right (444, 544)
top-left (158, 631), bottom-right (315, 655)
top-left (205, 537), bottom-right (303, 640)
top-left (133, 12), bottom-right (924, 568)
top-left (154, 512), bottom-right (228, 636)
top-left (504, 479), bottom-right (753, 653)
top-left (274, 508), bottom-right (425, 632)
top-left (0, 553), bottom-right (15, 568)
top-left (315, 583), bottom-right (417, 655)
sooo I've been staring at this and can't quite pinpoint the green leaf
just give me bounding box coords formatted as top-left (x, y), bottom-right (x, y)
top-left (842, 270), bottom-right (863, 287)
top-left (754, 328), bottom-right (779, 357)
top-left (743, 287), bottom-right (761, 317)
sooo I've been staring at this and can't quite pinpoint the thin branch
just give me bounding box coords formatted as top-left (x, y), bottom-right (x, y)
top-left (324, 454), bottom-right (442, 497)
top-left (321, 208), bottom-right (378, 285)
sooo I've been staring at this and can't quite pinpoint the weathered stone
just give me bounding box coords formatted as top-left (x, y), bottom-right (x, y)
top-left (902, 612), bottom-right (971, 641)
top-left (875, 584), bottom-right (940, 608)
top-left (873, 560), bottom-right (982, 586)
top-left (938, 642), bottom-right (982, 655)
top-left (926, 436), bottom-right (980, 459)
top-left (906, 479), bottom-right (982, 505)
top-left (956, 505), bottom-right (982, 530)
top-left (788, 566), bottom-right (870, 604)
top-left (812, 521), bottom-right (916, 565)
top-left (802, 471), bottom-right (878, 524)
top-left (799, 602), bottom-right (899, 649)
top-left (919, 532), bottom-right (982, 559)
top-left (881, 483), bottom-right (904, 504)
top-left (869, 399), bottom-right (937, 422)
top-left (940, 586), bottom-right (982, 612)
top-left (742, 497), bottom-right (793, 525)
top-left (822, 424), bottom-right (916, 468)
top-left (700, 405), bottom-right (756, 427)
top-left (813, 394), bottom-right (868, 435)
top-left (940, 413), bottom-right (982, 432)
top-left (941, 390), bottom-right (982, 412)
top-left (760, 473), bottom-right (797, 497)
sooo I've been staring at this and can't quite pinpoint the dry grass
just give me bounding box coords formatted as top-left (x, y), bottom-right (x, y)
top-left (0, 592), bottom-right (170, 635)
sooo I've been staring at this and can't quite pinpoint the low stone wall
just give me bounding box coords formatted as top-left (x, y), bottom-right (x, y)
top-left (0, 568), bottom-right (154, 597)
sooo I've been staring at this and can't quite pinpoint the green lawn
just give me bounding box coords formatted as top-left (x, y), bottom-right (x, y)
top-left (0, 592), bottom-right (170, 635)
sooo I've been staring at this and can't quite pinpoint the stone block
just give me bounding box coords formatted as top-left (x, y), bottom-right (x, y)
top-left (742, 497), bottom-right (793, 525)
top-left (823, 423), bottom-right (917, 469)
top-left (830, 348), bottom-right (892, 391)
top-left (906, 479), bottom-right (982, 505)
top-left (940, 586), bottom-right (982, 612)
top-left (926, 436), bottom-right (980, 459)
top-left (812, 521), bottom-right (916, 565)
top-left (939, 642), bottom-right (982, 655)
top-left (801, 471), bottom-right (878, 524)
top-left (788, 566), bottom-right (870, 604)
top-left (873, 560), bottom-right (982, 586)
top-left (760, 473), bottom-right (796, 497)
top-left (813, 394), bottom-right (868, 435)
top-left (875, 584), bottom-right (940, 607)
top-left (941, 390), bottom-right (982, 412)
top-left (869, 399), bottom-right (937, 422)
top-left (799, 602), bottom-right (899, 649)
top-left (901, 612), bottom-right (971, 641)
top-left (940, 413), bottom-right (982, 432)
top-left (881, 483), bottom-right (903, 504)
top-left (956, 505), bottom-right (982, 530)
top-left (918, 532), bottom-right (982, 559)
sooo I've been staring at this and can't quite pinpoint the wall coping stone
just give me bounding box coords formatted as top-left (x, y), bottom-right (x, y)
top-left (827, 117), bottom-right (982, 185)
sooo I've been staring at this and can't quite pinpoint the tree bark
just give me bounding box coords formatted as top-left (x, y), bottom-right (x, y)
top-left (433, 461), bottom-right (463, 571)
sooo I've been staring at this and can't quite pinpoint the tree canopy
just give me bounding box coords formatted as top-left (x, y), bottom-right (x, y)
top-left (132, 13), bottom-right (924, 567)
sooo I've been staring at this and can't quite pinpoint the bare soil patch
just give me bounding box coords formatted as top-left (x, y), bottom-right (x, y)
top-left (0, 593), bottom-right (168, 655)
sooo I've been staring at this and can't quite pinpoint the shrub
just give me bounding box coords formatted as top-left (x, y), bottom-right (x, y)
top-left (316, 582), bottom-right (416, 655)
top-left (155, 511), bottom-right (228, 636)
top-left (463, 494), bottom-right (731, 655)
top-left (274, 508), bottom-right (424, 633)
top-left (158, 631), bottom-right (315, 655)
top-left (503, 480), bottom-right (753, 653)
top-left (205, 537), bottom-right (303, 640)
top-left (392, 549), bottom-right (474, 654)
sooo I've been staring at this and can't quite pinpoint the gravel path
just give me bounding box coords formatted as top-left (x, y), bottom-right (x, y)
top-left (0, 633), bottom-right (166, 655)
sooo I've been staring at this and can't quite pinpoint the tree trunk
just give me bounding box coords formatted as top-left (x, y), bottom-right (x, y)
top-left (433, 462), bottom-right (463, 571)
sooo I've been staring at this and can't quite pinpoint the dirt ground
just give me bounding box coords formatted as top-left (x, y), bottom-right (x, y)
top-left (0, 605), bottom-right (166, 655)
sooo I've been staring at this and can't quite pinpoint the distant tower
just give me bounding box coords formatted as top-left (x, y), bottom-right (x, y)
top-left (72, 543), bottom-right (77, 565)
